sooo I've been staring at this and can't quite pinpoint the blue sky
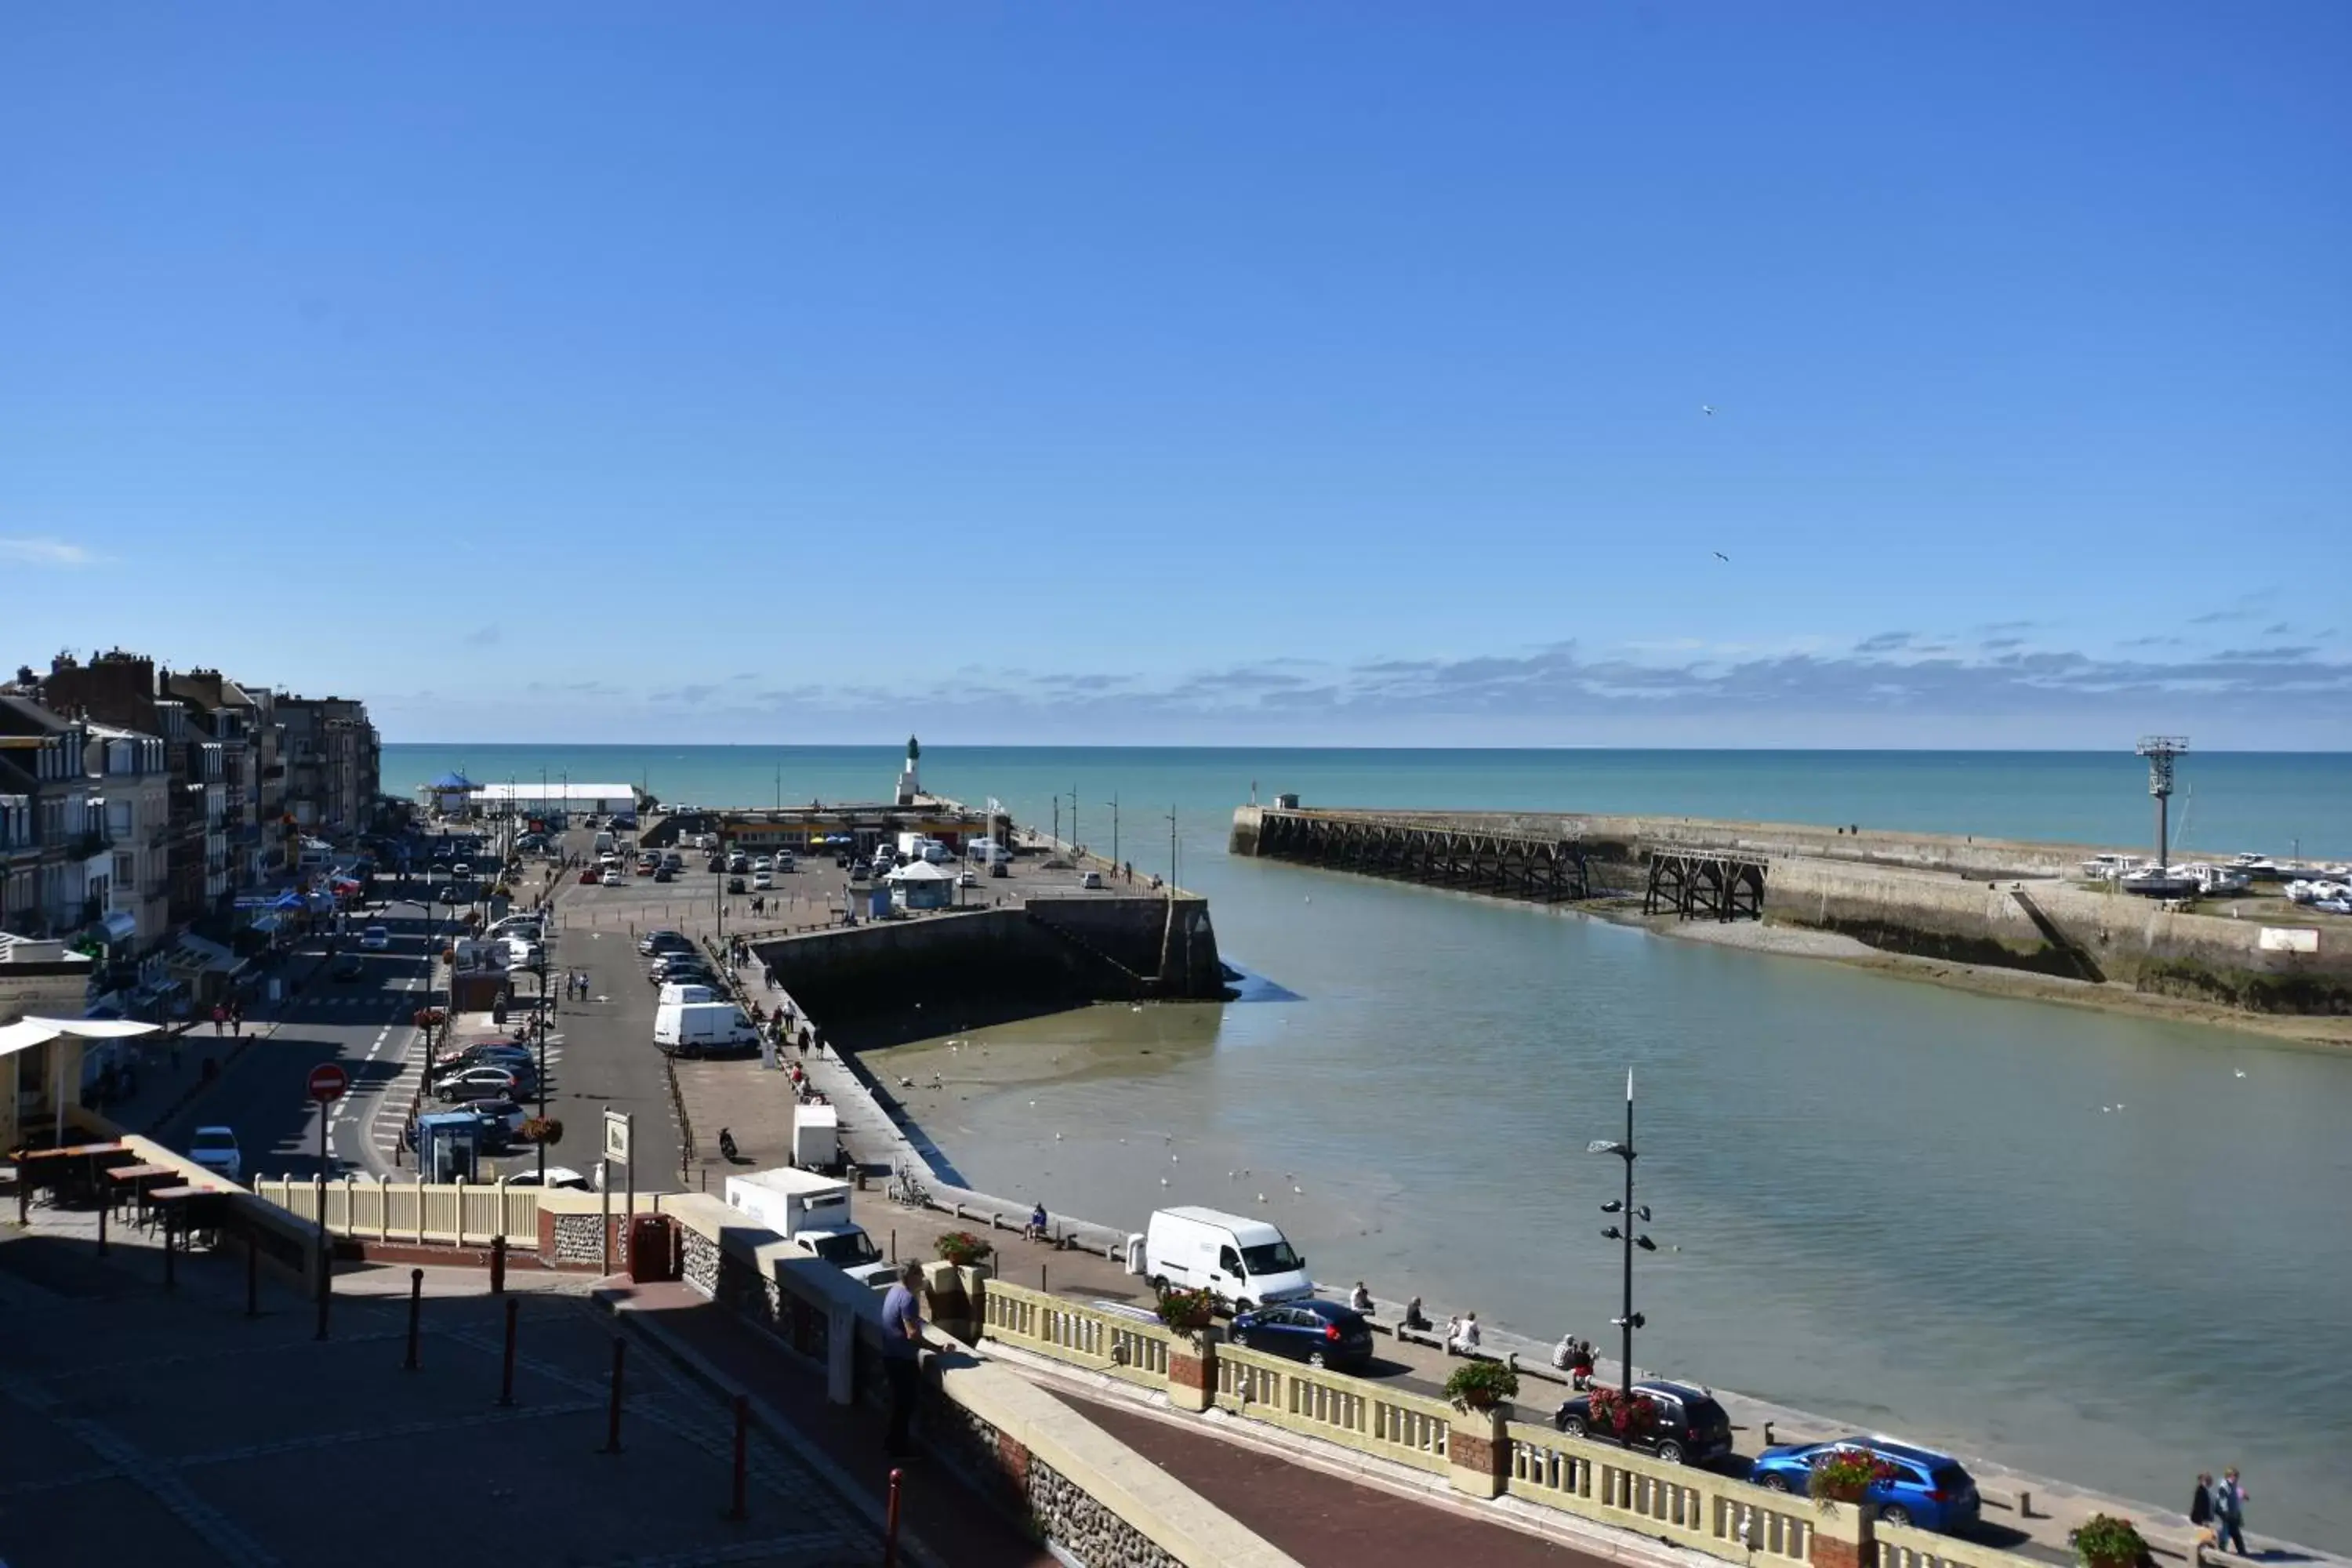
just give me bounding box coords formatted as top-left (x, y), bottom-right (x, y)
top-left (4, 3), bottom-right (2347, 746)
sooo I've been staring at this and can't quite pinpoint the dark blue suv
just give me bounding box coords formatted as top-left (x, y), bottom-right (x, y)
top-left (1227, 1299), bottom-right (1374, 1371)
top-left (1749, 1438), bottom-right (1981, 1532)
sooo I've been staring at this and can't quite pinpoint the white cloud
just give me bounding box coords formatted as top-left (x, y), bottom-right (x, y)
top-left (0, 537), bottom-right (100, 567)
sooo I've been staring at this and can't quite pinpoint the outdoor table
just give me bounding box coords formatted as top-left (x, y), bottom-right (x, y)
top-left (11, 1141), bottom-right (131, 1214)
top-left (147, 1185), bottom-right (230, 1247)
top-left (105, 1163), bottom-right (177, 1225)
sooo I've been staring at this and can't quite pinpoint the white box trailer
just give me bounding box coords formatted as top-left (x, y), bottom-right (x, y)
top-left (725, 1167), bottom-right (855, 1239)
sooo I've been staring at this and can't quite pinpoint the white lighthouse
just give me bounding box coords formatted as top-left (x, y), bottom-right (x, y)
top-left (895, 734), bottom-right (920, 806)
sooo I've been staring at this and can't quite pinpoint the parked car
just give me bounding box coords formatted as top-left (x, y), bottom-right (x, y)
top-left (652, 866), bottom-right (673, 883)
top-left (440, 884), bottom-right (467, 903)
top-left (959, 869), bottom-right (978, 887)
top-left (330, 952), bottom-right (366, 981)
top-left (601, 869), bottom-right (626, 886)
top-left (187, 1125), bottom-right (241, 1181)
top-left (468, 1100), bottom-right (529, 1149)
top-left (1552, 1380), bottom-right (1733, 1467)
top-left (1228, 1299), bottom-right (1374, 1371)
top-left (706, 855), bottom-right (727, 873)
top-left (728, 854), bottom-right (750, 873)
top-left (579, 866), bottom-right (602, 884)
top-left (989, 861), bottom-right (1009, 878)
top-left (753, 855), bottom-right (772, 872)
top-left (848, 864), bottom-right (869, 884)
top-left (752, 870), bottom-right (773, 890)
top-left (433, 1043), bottom-right (534, 1079)
top-left (1079, 870), bottom-right (1104, 889)
top-left (1749, 1439), bottom-right (1980, 1531)
top-left (436, 1066), bottom-right (524, 1103)
top-left (639, 930), bottom-right (692, 955)
top-left (359, 924), bottom-right (391, 951)
top-left (728, 875), bottom-right (746, 893)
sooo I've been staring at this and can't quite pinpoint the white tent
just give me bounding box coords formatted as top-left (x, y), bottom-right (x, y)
top-left (1, 1016), bottom-right (160, 1146)
top-left (884, 859), bottom-right (955, 910)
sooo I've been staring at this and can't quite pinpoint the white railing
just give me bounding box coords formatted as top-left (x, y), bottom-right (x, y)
top-left (1212, 1341), bottom-right (1451, 1475)
top-left (252, 1175), bottom-right (541, 1247)
top-left (981, 1279), bottom-right (1172, 1388)
top-left (1506, 1418), bottom-right (1814, 1566)
top-left (1878, 1521), bottom-right (2046, 1568)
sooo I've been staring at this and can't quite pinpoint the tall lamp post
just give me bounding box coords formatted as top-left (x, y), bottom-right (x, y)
top-left (1105, 794), bottom-right (1120, 877)
top-left (1586, 1069), bottom-right (1658, 1399)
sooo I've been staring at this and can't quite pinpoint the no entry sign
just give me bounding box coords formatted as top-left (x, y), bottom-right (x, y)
top-left (307, 1063), bottom-right (350, 1102)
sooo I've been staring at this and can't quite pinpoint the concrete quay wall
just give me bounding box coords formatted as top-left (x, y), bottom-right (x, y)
top-left (753, 894), bottom-right (1226, 1016)
top-left (1232, 803), bottom-right (2096, 880)
top-left (1233, 805), bottom-right (2352, 1013)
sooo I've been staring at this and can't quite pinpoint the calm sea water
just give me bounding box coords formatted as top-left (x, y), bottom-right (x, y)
top-left (391, 746), bottom-right (2352, 1545)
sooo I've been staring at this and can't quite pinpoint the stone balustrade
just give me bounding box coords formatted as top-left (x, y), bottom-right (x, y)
top-left (252, 1173), bottom-right (544, 1248)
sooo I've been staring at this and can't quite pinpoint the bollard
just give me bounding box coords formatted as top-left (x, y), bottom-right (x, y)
top-left (97, 1188), bottom-right (108, 1256)
top-left (246, 1234), bottom-right (260, 1317)
top-left (1042, 1264), bottom-right (1048, 1298)
top-left (884, 1467), bottom-right (903, 1568)
top-left (498, 1297), bottom-right (518, 1406)
top-left (405, 1268), bottom-right (424, 1370)
top-left (2017, 1489), bottom-right (2033, 1520)
top-left (315, 1247), bottom-right (332, 1341)
top-left (889, 1228), bottom-right (896, 1264)
top-left (728, 1393), bottom-right (749, 1520)
top-left (599, 1338), bottom-right (626, 1453)
top-left (490, 1233), bottom-right (507, 1295)
top-left (162, 1210), bottom-right (176, 1291)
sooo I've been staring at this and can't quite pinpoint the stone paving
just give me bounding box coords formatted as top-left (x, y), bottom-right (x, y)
top-left (0, 1219), bottom-right (882, 1568)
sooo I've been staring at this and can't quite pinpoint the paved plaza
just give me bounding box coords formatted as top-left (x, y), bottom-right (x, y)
top-left (0, 1227), bottom-right (883, 1568)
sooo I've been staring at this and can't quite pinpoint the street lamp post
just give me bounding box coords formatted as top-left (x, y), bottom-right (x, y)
top-left (1105, 794), bottom-right (1120, 878)
top-left (1587, 1069), bottom-right (1658, 1399)
top-left (538, 960), bottom-right (551, 1185)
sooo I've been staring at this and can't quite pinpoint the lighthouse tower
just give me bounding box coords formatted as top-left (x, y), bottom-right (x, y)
top-left (895, 735), bottom-right (920, 806)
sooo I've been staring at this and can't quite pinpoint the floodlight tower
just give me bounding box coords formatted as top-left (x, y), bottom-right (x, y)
top-left (2135, 736), bottom-right (2189, 872)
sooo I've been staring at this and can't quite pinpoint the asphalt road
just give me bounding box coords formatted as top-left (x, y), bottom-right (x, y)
top-left (153, 888), bottom-right (444, 1182)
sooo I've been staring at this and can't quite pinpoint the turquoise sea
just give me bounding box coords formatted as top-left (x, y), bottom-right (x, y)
top-left (391, 745), bottom-right (2352, 1546)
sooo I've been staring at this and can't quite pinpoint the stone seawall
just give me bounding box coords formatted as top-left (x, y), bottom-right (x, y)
top-left (1232, 805), bottom-right (2352, 1015)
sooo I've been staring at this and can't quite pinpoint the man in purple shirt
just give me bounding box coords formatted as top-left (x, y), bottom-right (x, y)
top-left (879, 1261), bottom-right (927, 1457)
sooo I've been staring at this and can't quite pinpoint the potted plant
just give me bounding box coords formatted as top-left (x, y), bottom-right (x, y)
top-left (1587, 1386), bottom-right (1658, 1441)
top-left (935, 1230), bottom-right (993, 1268)
top-left (1443, 1358), bottom-right (1519, 1411)
top-left (1153, 1285), bottom-right (1218, 1334)
top-left (1809, 1447), bottom-right (1900, 1504)
top-left (2072, 1515), bottom-right (2147, 1568)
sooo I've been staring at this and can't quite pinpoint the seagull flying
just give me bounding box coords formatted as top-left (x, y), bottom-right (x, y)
top-left (1712, 551), bottom-right (1730, 563)
top-left (1701, 405), bottom-right (1716, 416)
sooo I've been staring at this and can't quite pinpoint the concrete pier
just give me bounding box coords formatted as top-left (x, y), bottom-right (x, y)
top-left (1233, 804), bottom-right (2352, 1014)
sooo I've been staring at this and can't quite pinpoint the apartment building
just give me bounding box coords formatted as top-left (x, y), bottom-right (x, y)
top-left (84, 723), bottom-right (172, 954)
top-left (278, 694), bottom-right (379, 837)
top-left (0, 697), bottom-right (113, 942)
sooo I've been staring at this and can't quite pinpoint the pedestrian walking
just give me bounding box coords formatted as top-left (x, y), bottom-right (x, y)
top-left (880, 1261), bottom-right (927, 1457)
top-left (211, 1003), bottom-right (226, 1037)
top-left (229, 1000), bottom-right (243, 1036)
top-left (2189, 1474), bottom-right (2216, 1551)
top-left (2212, 1468), bottom-right (2249, 1555)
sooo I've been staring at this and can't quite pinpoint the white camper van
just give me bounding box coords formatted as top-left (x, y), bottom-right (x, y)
top-left (1141, 1207), bottom-right (1312, 1311)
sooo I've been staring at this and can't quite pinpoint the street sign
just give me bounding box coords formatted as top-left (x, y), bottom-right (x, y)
top-left (603, 1109), bottom-right (632, 1165)
top-left (307, 1063), bottom-right (350, 1102)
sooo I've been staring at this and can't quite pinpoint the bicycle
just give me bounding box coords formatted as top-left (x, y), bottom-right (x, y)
top-left (887, 1163), bottom-right (930, 1209)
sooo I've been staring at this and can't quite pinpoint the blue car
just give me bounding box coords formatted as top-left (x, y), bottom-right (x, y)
top-left (1748, 1439), bottom-right (1981, 1533)
top-left (1227, 1299), bottom-right (1374, 1371)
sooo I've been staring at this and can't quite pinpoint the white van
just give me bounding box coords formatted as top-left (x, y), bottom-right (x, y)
top-left (593, 831), bottom-right (616, 856)
top-left (654, 1000), bottom-right (760, 1058)
top-left (1141, 1207), bottom-right (1312, 1311)
top-left (657, 981), bottom-right (720, 1009)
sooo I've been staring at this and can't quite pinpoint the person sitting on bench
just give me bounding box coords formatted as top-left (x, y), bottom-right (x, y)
top-left (1023, 1202), bottom-right (1050, 1241)
top-left (1449, 1312), bottom-right (1482, 1357)
top-left (1400, 1295), bottom-right (1431, 1332)
top-left (1348, 1280), bottom-right (1374, 1313)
